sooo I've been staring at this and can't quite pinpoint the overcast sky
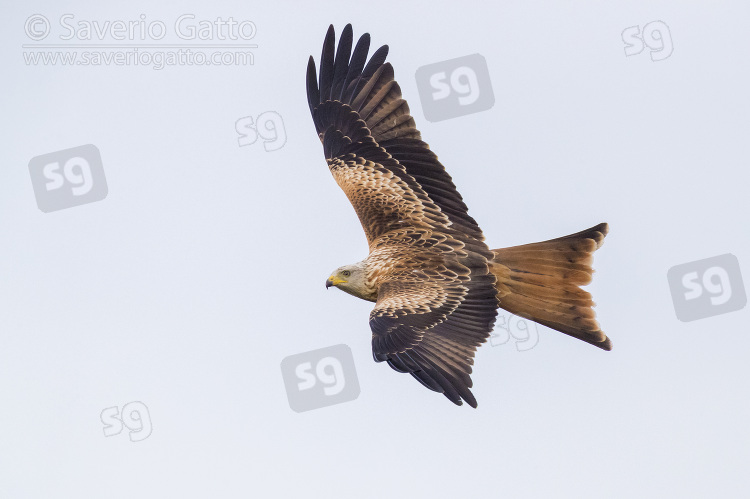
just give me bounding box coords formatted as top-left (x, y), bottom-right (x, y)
top-left (2, 1), bottom-right (749, 498)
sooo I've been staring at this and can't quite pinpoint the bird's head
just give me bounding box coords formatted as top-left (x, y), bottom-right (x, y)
top-left (325, 262), bottom-right (376, 301)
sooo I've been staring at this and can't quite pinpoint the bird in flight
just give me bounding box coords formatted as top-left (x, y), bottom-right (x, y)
top-left (306, 24), bottom-right (611, 408)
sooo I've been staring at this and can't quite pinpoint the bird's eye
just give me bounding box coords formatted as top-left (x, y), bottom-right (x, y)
top-left (342, 270), bottom-right (351, 277)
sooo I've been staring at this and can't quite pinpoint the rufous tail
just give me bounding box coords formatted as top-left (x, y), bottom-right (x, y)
top-left (489, 223), bottom-right (611, 350)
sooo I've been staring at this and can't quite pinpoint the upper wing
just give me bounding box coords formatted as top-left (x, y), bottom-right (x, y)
top-left (307, 24), bottom-right (486, 251)
top-left (368, 241), bottom-right (498, 408)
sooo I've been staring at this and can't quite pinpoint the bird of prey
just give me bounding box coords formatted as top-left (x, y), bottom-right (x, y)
top-left (306, 24), bottom-right (611, 408)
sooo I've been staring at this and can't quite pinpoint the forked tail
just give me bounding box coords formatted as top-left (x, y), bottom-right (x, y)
top-left (489, 223), bottom-right (612, 350)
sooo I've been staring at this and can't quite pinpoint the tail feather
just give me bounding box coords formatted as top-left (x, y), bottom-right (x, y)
top-left (490, 223), bottom-right (611, 351)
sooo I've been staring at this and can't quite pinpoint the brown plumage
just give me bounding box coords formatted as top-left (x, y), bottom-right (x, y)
top-left (308, 25), bottom-right (611, 408)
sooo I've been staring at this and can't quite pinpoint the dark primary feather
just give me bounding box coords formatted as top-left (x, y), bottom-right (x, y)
top-left (341, 33), bottom-right (370, 102)
top-left (318, 25), bottom-right (335, 103)
top-left (331, 24), bottom-right (353, 101)
top-left (306, 57), bottom-right (319, 114)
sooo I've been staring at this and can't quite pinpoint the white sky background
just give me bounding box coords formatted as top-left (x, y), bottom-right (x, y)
top-left (2, 1), bottom-right (749, 497)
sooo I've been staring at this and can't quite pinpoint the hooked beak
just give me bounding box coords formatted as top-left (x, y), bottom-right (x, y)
top-left (325, 275), bottom-right (347, 289)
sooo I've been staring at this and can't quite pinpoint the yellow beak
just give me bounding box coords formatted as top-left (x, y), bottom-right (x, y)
top-left (326, 276), bottom-right (347, 289)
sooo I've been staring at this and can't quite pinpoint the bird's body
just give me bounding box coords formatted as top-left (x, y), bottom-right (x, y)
top-left (310, 25), bottom-right (611, 408)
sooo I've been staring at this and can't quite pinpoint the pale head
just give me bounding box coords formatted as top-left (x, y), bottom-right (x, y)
top-left (325, 261), bottom-right (377, 302)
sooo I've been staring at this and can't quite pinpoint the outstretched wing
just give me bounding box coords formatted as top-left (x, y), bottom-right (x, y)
top-left (368, 241), bottom-right (498, 408)
top-left (306, 24), bottom-right (486, 252)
